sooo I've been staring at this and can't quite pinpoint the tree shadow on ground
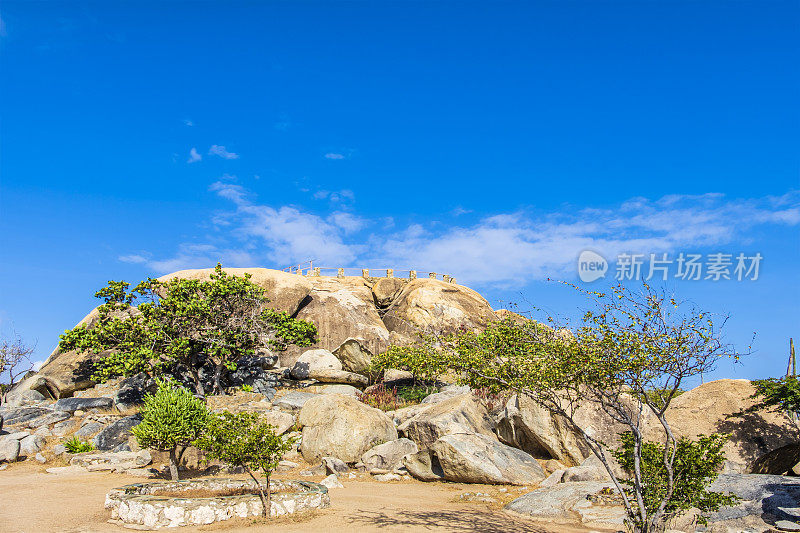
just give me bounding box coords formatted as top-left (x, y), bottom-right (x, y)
top-left (345, 508), bottom-right (554, 533)
top-left (715, 408), bottom-right (800, 468)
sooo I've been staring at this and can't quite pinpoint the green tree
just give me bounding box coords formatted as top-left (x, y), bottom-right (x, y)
top-left (612, 432), bottom-right (739, 529)
top-left (131, 380), bottom-right (209, 480)
top-left (751, 375), bottom-right (800, 432)
top-left (194, 411), bottom-right (296, 517)
top-left (370, 335), bottom-right (447, 391)
top-left (410, 282), bottom-right (741, 533)
top-left (59, 264), bottom-right (317, 395)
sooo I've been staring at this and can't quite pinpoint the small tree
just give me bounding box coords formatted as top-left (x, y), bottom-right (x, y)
top-left (417, 282), bottom-right (741, 532)
top-left (0, 333), bottom-right (35, 404)
top-left (131, 380), bottom-right (209, 480)
top-left (612, 432), bottom-right (738, 529)
top-left (59, 264), bottom-right (317, 395)
top-left (194, 411), bottom-right (296, 517)
top-left (371, 336), bottom-right (447, 391)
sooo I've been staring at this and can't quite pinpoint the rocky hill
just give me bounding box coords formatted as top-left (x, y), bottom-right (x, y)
top-left (20, 268), bottom-right (498, 399)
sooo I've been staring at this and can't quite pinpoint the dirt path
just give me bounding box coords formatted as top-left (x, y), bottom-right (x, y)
top-left (0, 464), bottom-right (595, 533)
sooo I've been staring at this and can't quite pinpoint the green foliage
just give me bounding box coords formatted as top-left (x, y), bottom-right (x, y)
top-left (194, 410), bottom-right (296, 516)
top-left (63, 436), bottom-right (94, 453)
top-left (131, 380), bottom-right (209, 452)
top-left (612, 432), bottom-right (739, 527)
top-left (395, 384), bottom-right (431, 403)
top-left (751, 376), bottom-right (800, 425)
top-left (370, 338), bottom-right (447, 386)
top-left (240, 384), bottom-right (254, 393)
top-left (58, 263), bottom-right (317, 394)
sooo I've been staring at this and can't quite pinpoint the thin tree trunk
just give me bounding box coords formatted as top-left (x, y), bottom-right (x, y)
top-left (246, 468), bottom-right (269, 517)
top-left (214, 362), bottom-right (225, 395)
top-left (168, 447), bottom-right (180, 481)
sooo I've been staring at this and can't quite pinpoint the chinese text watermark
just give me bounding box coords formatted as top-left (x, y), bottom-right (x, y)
top-left (578, 251), bottom-right (762, 283)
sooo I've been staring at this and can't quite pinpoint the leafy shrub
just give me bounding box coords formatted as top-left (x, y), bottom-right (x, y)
top-left (63, 436), bottom-right (94, 453)
top-left (194, 411), bottom-right (296, 517)
top-left (395, 384), bottom-right (431, 403)
top-left (357, 383), bottom-right (405, 411)
top-left (131, 379), bottom-right (209, 480)
top-left (612, 432), bottom-right (739, 528)
top-left (240, 384), bottom-right (254, 393)
top-left (751, 376), bottom-right (800, 430)
top-left (370, 339), bottom-right (447, 388)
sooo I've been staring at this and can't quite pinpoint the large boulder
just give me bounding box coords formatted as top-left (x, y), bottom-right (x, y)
top-left (505, 481), bottom-right (623, 530)
top-left (297, 394), bottom-right (397, 463)
top-left (0, 438), bottom-right (21, 462)
top-left (92, 414), bottom-right (141, 451)
top-left (284, 277), bottom-right (391, 367)
top-left (382, 279), bottom-right (497, 337)
top-left (333, 338), bottom-right (373, 374)
top-left (706, 474), bottom-right (800, 532)
top-left (750, 443), bottom-right (800, 476)
top-left (428, 432), bottom-right (546, 485)
top-left (644, 379), bottom-right (799, 470)
top-left (157, 267), bottom-right (313, 316)
top-left (290, 349), bottom-right (342, 380)
top-left (399, 393), bottom-right (495, 449)
top-left (361, 438), bottom-right (419, 470)
top-left (53, 397), bottom-right (113, 413)
top-left (307, 369), bottom-right (369, 388)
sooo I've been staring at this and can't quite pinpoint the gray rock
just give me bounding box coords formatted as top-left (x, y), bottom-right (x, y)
top-left (421, 385), bottom-right (471, 404)
top-left (25, 410), bottom-right (71, 429)
top-left (0, 407), bottom-right (52, 426)
top-left (113, 372), bottom-right (157, 410)
top-left (776, 520), bottom-right (800, 532)
top-left (290, 349), bottom-right (342, 380)
top-left (19, 434), bottom-right (46, 456)
top-left (505, 481), bottom-right (616, 520)
top-left (402, 448), bottom-right (444, 482)
top-left (33, 426), bottom-right (53, 437)
top-left (361, 438), bottom-right (419, 470)
top-left (92, 414), bottom-right (141, 451)
top-left (52, 397), bottom-right (113, 413)
top-left (35, 452), bottom-right (47, 463)
top-left (705, 474), bottom-right (800, 527)
top-left (750, 443), bottom-right (800, 476)
top-left (0, 438), bottom-right (20, 462)
top-left (4, 389), bottom-right (46, 407)
top-left (53, 444), bottom-right (67, 455)
top-left (398, 393), bottom-right (495, 449)
top-left (562, 464), bottom-right (610, 483)
top-left (322, 456), bottom-right (349, 475)
top-left (74, 421), bottom-right (105, 439)
top-left (272, 391), bottom-right (318, 413)
top-left (320, 473), bottom-right (344, 489)
top-left (2, 431), bottom-right (30, 441)
top-left (52, 419), bottom-right (78, 437)
top-left (427, 432), bottom-right (546, 485)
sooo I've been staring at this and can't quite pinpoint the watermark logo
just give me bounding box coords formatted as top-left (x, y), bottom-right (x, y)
top-left (578, 250), bottom-right (608, 282)
top-left (577, 251), bottom-right (763, 282)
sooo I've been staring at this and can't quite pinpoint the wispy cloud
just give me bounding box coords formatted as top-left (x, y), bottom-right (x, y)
top-left (187, 147), bottom-right (202, 163)
top-left (324, 153), bottom-right (346, 160)
top-left (118, 254), bottom-right (148, 264)
top-left (209, 145), bottom-right (239, 160)
top-left (313, 189), bottom-right (355, 203)
top-left (183, 119), bottom-right (194, 127)
top-left (451, 206), bottom-right (473, 217)
top-left (120, 187), bottom-right (800, 286)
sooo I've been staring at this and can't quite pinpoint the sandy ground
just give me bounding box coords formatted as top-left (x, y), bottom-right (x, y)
top-left (0, 463), bottom-right (598, 533)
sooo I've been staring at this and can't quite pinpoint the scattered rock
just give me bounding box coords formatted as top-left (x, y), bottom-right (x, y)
top-left (0, 407), bottom-right (52, 426)
top-left (53, 444), bottom-right (67, 456)
top-left (705, 474), bottom-right (800, 532)
top-left (297, 394), bottom-right (398, 463)
top-left (273, 391), bottom-right (318, 413)
top-left (52, 419), bottom-right (78, 437)
top-left (373, 472), bottom-right (402, 482)
top-left (320, 474), bottom-right (344, 489)
top-left (3, 389), bottom-right (46, 407)
top-left (35, 452), bottom-right (47, 463)
top-left (0, 438), bottom-right (20, 462)
top-left (92, 414), bottom-right (141, 451)
top-left (459, 492), bottom-right (498, 503)
top-left (322, 456), bottom-right (349, 475)
top-left (398, 393), bottom-right (495, 449)
top-left (19, 434), bottom-right (46, 457)
top-left (750, 443), bottom-right (800, 476)
top-left (361, 438), bottom-right (419, 470)
top-left (46, 465), bottom-right (88, 474)
top-left (74, 421), bottom-right (105, 439)
top-left (402, 449), bottom-right (444, 482)
top-left (540, 469), bottom-right (566, 487)
top-left (113, 373), bottom-right (157, 410)
top-left (383, 369), bottom-right (413, 382)
top-left (505, 481), bottom-right (621, 526)
top-left (52, 397), bottom-right (113, 413)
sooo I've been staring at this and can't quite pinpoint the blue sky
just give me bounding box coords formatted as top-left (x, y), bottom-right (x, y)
top-left (0, 1), bottom-right (798, 384)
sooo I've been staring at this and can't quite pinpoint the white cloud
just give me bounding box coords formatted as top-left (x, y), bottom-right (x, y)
top-left (187, 147), bottom-right (202, 163)
top-left (451, 206), bottom-right (473, 217)
top-left (314, 189), bottom-right (355, 203)
top-left (121, 187), bottom-right (800, 286)
top-left (184, 119), bottom-right (194, 127)
top-left (118, 254), bottom-right (148, 264)
top-left (324, 153), bottom-right (346, 160)
top-left (209, 145), bottom-right (239, 160)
